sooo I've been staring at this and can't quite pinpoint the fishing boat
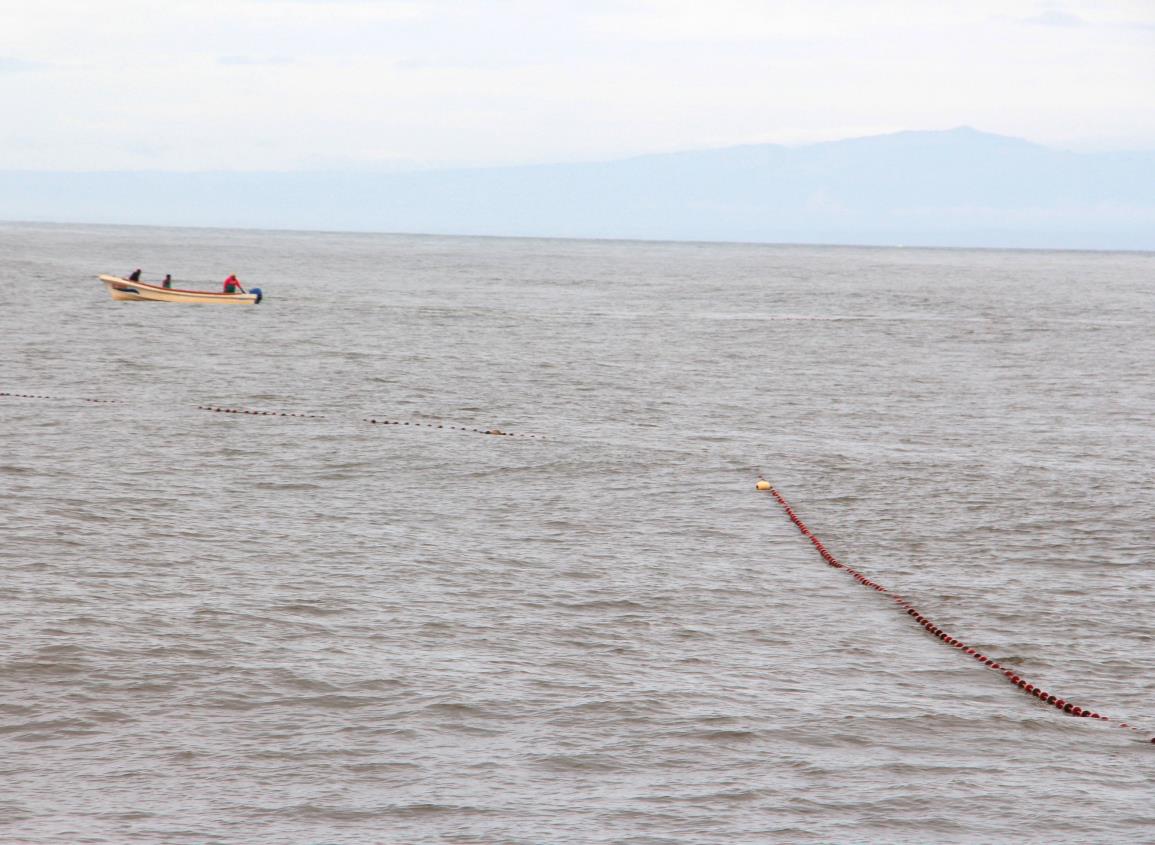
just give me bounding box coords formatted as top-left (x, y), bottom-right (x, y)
top-left (98, 275), bottom-right (263, 304)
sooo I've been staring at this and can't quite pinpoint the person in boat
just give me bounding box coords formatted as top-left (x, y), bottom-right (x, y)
top-left (127, 268), bottom-right (142, 281)
top-left (222, 274), bottom-right (245, 294)
top-left (161, 274), bottom-right (172, 289)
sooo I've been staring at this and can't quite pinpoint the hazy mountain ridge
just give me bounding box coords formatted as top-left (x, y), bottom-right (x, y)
top-left (3, 128), bottom-right (1154, 249)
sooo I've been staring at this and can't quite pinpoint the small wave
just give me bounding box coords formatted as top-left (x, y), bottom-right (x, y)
top-left (682, 728), bottom-right (763, 742)
top-left (560, 598), bottom-right (648, 611)
top-left (252, 481), bottom-right (322, 491)
top-left (266, 694), bottom-right (381, 710)
top-left (532, 752), bottom-right (625, 772)
top-left (269, 602), bottom-right (347, 617)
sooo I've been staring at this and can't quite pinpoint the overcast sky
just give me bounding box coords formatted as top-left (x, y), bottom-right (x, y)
top-left (3, 0), bottom-right (1153, 171)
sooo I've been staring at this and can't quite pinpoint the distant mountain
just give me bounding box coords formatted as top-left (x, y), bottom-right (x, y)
top-left (3, 128), bottom-right (1154, 249)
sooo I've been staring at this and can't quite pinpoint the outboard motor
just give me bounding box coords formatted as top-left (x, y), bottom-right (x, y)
top-left (250, 287), bottom-right (263, 304)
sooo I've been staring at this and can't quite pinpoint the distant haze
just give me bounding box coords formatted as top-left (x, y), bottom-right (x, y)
top-left (3, 128), bottom-right (1154, 250)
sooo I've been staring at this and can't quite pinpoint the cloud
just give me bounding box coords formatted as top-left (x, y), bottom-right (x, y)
top-left (1023, 10), bottom-right (1088, 27)
top-left (2, 0), bottom-right (1154, 170)
top-left (1018, 3), bottom-right (1155, 30)
top-left (0, 57), bottom-right (42, 72)
top-left (217, 55), bottom-right (295, 66)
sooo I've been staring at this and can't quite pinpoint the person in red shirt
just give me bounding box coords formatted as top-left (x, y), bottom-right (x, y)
top-left (222, 274), bottom-right (245, 294)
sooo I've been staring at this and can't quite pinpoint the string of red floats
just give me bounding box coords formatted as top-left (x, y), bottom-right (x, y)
top-left (197, 404), bottom-right (325, 419)
top-left (365, 418), bottom-right (541, 438)
top-left (759, 480), bottom-right (1153, 743)
top-left (1, 391), bottom-right (542, 439)
top-left (0, 391), bottom-right (118, 403)
top-left (3, 388), bottom-right (1143, 735)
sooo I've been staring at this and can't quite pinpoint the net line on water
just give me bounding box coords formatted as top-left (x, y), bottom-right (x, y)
top-left (760, 480), bottom-right (1155, 744)
top-left (6, 388), bottom-right (1149, 742)
top-left (0, 389), bottom-right (711, 454)
top-left (0, 390), bottom-right (544, 439)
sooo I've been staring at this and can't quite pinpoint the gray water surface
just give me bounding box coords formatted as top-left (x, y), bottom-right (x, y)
top-left (3, 223), bottom-right (1154, 844)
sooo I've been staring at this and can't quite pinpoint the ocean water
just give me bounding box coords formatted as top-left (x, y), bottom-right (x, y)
top-left (2, 221), bottom-right (1154, 844)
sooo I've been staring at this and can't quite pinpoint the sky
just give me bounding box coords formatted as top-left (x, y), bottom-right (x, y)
top-left (2, 0), bottom-right (1154, 172)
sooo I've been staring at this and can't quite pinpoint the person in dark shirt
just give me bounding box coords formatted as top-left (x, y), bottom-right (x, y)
top-left (161, 274), bottom-right (173, 289)
top-left (127, 268), bottom-right (142, 281)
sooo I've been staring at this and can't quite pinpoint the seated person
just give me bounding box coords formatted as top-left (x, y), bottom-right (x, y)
top-left (128, 268), bottom-right (142, 281)
top-left (162, 274), bottom-right (173, 289)
top-left (222, 274), bottom-right (245, 294)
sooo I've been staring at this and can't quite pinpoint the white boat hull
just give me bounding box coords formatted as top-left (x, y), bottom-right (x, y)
top-left (98, 275), bottom-right (262, 304)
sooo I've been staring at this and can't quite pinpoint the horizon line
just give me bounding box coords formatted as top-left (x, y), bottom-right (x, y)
top-left (3, 216), bottom-right (1152, 258)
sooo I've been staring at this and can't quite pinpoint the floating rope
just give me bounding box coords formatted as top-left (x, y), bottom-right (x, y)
top-left (2, 387), bottom-right (1143, 735)
top-left (760, 480), bottom-right (1154, 743)
top-left (365, 418), bottom-right (541, 438)
top-left (0, 391), bottom-right (119, 404)
top-left (3, 390), bottom-right (542, 440)
top-left (197, 404), bottom-right (326, 419)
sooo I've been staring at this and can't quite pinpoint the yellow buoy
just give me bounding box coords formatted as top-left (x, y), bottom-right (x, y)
top-left (755, 479), bottom-right (771, 491)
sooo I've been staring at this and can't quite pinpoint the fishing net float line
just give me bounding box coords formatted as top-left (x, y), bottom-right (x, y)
top-left (5, 389), bottom-right (1148, 739)
top-left (757, 478), bottom-right (1154, 744)
top-left (0, 391), bottom-right (542, 439)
